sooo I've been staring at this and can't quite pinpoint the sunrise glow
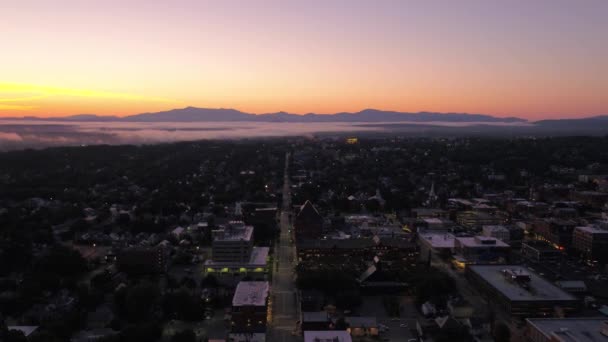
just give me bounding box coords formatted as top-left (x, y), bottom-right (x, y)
top-left (1, 1), bottom-right (607, 120)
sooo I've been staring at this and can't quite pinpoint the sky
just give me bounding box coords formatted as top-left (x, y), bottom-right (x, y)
top-left (1, 0), bottom-right (607, 120)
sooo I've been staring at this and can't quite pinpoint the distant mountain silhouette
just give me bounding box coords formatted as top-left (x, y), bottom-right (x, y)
top-left (13, 107), bottom-right (526, 123)
top-left (534, 115), bottom-right (608, 130)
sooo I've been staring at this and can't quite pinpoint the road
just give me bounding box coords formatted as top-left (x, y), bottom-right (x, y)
top-left (268, 152), bottom-right (300, 342)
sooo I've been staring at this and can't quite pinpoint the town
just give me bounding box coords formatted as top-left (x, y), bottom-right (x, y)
top-left (2, 136), bottom-right (608, 342)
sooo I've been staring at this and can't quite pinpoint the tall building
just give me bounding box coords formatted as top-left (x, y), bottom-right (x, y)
top-left (533, 218), bottom-right (577, 250)
top-left (295, 201), bottom-right (323, 241)
top-left (231, 281), bottom-right (269, 334)
top-left (212, 223), bottom-right (253, 263)
top-left (204, 223), bottom-right (269, 285)
top-left (572, 226), bottom-right (608, 265)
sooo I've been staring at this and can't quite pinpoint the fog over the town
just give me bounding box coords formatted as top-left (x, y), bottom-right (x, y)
top-left (0, 120), bottom-right (535, 150)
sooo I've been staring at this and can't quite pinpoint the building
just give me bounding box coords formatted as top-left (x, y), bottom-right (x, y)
top-left (297, 236), bottom-right (418, 267)
top-left (417, 218), bottom-right (454, 233)
top-left (345, 317), bottom-right (378, 337)
top-left (526, 318), bottom-right (608, 342)
top-left (419, 233), bottom-right (456, 261)
top-left (465, 265), bottom-right (578, 318)
top-left (456, 211), bottom-right (503, 229)
top-left (303, 331), bottom-right (352, 342)
top-left (571, 191), bottom-right (608, 209)
top-left (295, 200), bottom-right (323, 241)
top-left (212, 223), bottom-right (254, 263)
top-left (301, 311), bottom-right (331, 331)
top-left (521, 240), bottom-right (562, 263)
top-left (482, 225), bottom-right (510, 242)
top-left (453, 236), bottom-right (510, 266)
top-left (419, 233), bottom-right (509, 266)
top-left (116, 246), bottom-right (167, 274)
top-left (533, 219), bottom-right (577, 250)
top-left (204, 246), bottom-right (269, 285)
top-left (572, 226), bottom-right (608, 265)
top-left (231, 281), bottom-right (269, 334)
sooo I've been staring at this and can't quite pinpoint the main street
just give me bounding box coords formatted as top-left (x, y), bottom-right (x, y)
top-left (268, 152), bottom-right (300, 342)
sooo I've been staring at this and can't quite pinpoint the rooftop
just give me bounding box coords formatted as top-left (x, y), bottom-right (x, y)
top-left (483, 225), bottom-right (508, 232)
top-left (576, 226), bottom-right (608, 234)
top-left (212, 225), bottom-right (253, 242)
top-left (468, 265), bottom-right (576, 302)
top-left (419, 233), bottom-right (456, 249)
top-left (456, 236), bottom-right (509, 248)
top-left (232, 281), bottom-right (269, 307)
top-left (205, 246), bottom-right (269, 267)
top-left (304, 331), bottom-right (353, 342)
top-left (526, 318), bottom-right (608, 342)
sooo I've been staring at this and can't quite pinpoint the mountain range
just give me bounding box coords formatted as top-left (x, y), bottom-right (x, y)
top-left (10, 107), bottom-right (526, 123)
top-left (5, 108), bottom-right (608, 132)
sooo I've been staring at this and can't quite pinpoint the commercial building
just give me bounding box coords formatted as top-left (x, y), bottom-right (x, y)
top-left (572, 226), bottom-right (608, 265)
top-left (533, 219), bottom-right (577, 250)
top-left (482, 225), bottom-right (510, 242)
top-left (211, 223), bottom-right (254, 262)
top-left (456, 211), bottom-right (503, 229)
top-left (295, 200), bottom-right (323, 241)
top-left (525, 318), bottom-right (608, 342)
top-left (419, 233), bottom-right (509, 266)
top-left (453, 236), bottom-right (510, 265)
top-left (465, 265), bottom-right (578, 318)
top-left (521, 240), bottom-right (562, 263)
top-left (205, 223), bottom-right (269, 284)
top-left (231, 281), bottom-right (269, 334)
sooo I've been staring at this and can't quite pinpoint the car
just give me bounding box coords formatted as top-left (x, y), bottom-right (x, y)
top-left (400, 323), bottom-right (408, 328)
top-left (407, 339), bottom-right (418, 342)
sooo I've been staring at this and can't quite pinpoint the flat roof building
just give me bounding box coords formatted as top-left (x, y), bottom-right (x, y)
top-left (526, 318), bottom-right (608, 342)
top-left (465, 265), bottom-right (578, 318)
top-left (231, 281), bottom-right (269, 334)
top-left (212, 224), bottom-right (254, 263)
top-left (573, 226), bottom-right (608, 265)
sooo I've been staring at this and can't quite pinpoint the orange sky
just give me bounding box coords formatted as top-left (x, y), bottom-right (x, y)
top-left (1, 1), bottom-right (607, 120)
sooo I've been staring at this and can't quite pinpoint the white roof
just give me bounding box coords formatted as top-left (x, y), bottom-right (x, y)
top-left (576, 226), bottom-right (608, 234)
top-left (232, 281), bottom-right (269, 307)
top-left (419, 233), bottom-right (456, 248)
top-left (304, 331), bottom-right (352, 342)
top-left (468, 265), bottom-right (576, 302)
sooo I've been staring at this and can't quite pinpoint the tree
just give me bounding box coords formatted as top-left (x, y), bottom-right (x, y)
top-left (124, 282), bottom-right (160, 322)
top-left (493, 322), bottom-right (511, 342)
top-left (200, 274), bottom-right (218, 288)
top-left (171, 329), bottom-right (196, 342)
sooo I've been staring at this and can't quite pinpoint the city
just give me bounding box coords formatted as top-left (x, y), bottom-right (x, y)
top-left (2, 1), bottom-right (608, 342)
top-left (1, 136), bottom-right (608, 341)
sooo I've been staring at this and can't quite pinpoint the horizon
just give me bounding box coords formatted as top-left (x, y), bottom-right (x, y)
top-left (1, 105), bottom-right (605, 122)
top-left (2, 1), bottom-right (608, 120)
